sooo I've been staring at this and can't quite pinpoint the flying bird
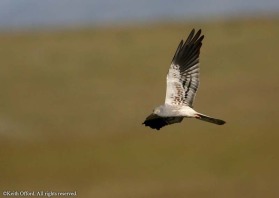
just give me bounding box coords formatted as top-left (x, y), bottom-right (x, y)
top-left (143, 29), bottom-right (226, 130)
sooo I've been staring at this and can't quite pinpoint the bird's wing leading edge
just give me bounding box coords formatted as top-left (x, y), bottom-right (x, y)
top-left (165, 29), bottom-right (204, 107)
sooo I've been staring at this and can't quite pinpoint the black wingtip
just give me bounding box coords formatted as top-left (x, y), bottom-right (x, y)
top-left (185, 29), bottom-right (196, 44)
top-left (172, 28), bottom-right (204, 69)
top-left (142, 114), bottom-right (167, 130)
top-left (142, 120), bottom-right (162, 130)
top-left (191, 28), bottom-right (195, 34)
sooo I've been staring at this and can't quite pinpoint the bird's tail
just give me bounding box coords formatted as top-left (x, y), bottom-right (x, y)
top-left (196, 113), bottom-right (226, 125)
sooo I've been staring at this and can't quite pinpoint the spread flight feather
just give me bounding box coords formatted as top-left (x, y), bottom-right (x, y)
top-left (165, 29), bottom-right (203, 107)
top-left (143, 29), bottom-right (226, 130)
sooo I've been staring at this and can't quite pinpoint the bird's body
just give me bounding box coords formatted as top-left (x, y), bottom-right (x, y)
top-left (154, 104), bottom-right (197, 118)
top-left (143, 29), bottom-right (226, 130)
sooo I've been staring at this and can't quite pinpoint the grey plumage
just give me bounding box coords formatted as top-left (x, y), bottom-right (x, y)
top-left (143, 29), bottom-right (226, 130)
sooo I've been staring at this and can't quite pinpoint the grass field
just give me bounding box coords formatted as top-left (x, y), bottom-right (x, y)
top-left (1, 18), bottom-right (279, 197)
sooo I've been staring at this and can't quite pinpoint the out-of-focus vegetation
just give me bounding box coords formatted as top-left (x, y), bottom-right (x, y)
top-left (0, 18), bottom-right (279, 197)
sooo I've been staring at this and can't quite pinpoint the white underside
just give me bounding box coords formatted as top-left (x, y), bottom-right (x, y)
top-left (156, 105), bottom-right (198, 118)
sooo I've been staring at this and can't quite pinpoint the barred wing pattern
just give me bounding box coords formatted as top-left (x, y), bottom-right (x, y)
top-left (165, 29), bottom-right (204, 107)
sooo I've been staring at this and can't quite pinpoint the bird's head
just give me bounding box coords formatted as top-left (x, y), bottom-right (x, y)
top-left (153, 106), bottom-right (163, 115)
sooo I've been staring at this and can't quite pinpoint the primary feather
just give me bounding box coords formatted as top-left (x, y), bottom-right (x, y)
top-left (143, 29), bottom-right (225, 130)
top-left (165, 29), bottom-right (204, 107)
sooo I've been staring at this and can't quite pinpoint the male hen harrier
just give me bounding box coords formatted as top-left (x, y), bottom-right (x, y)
top-left (143, 29), bottom-right (226, 130)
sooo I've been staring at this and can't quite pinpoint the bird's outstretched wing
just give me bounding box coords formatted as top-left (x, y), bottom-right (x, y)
top-left (165, 29), bottom-right (204, 107)
top-left (143, 114), bottom-right (183, 130)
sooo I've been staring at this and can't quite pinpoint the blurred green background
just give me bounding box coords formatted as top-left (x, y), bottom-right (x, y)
top-left (1, 18), bottom-right (279, 197)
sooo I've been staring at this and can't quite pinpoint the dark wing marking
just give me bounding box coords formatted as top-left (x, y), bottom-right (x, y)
top-left (165, 29), bottom-right (204, 107)
top-left (142, 114), bottom-right (183, 130)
